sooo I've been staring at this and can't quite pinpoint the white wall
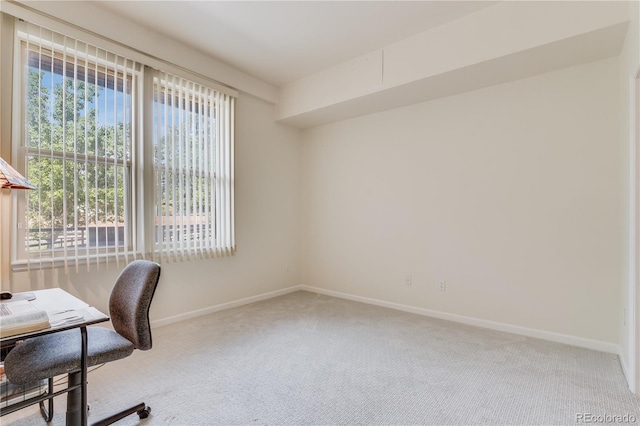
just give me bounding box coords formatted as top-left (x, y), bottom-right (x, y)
top-left (7, 93), bottom-right (303, 322)
top-left (618, 0), bottom-right (640, 390)
top-left (302, 57), bottom-right (622, 345)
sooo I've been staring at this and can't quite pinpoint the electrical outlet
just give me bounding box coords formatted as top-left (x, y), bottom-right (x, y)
top-left (438, 281), bottom-right (446, 291)
top-left (405, 275), bottom-right (412, 286)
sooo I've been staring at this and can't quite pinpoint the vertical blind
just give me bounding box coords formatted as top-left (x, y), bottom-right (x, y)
top-left (152, 70), bottom-right (235, 262)
top-left (18, 21), bottom-right (138, 273)
top-left (14, 20), bottom-right (236, 272)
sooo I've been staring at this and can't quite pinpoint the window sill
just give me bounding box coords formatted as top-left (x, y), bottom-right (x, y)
top-left (11, 252), bottom-right (143, 272)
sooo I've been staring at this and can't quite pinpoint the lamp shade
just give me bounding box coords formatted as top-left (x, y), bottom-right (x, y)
top-left (0, 156), bottom-right (36, 190)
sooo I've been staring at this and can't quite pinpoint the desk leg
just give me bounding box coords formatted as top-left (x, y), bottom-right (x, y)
top-left (66, 373), bottom-right (82, 426)
top-left (81, 326), bottom-right (88, 426)
top-left (66, 327), bottom-right (88, 426)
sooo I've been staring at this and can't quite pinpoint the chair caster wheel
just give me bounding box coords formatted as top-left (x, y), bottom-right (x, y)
top-left (137, 406), bottom-right (151, 419)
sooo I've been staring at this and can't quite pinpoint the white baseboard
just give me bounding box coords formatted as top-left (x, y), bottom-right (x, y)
top-left (151, 285), bottom-right (303, 328)
top-left (300, 285), bottom-right (621, 354)
top-left (150, 283), bottom-right (620, 355)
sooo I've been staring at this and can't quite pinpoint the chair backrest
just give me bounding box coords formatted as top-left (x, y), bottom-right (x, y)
top-left (109, 260), bottom-right (161, 351)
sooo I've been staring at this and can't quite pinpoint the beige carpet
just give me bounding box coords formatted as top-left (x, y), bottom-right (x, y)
top-left (3, 290), bottom-right (640, 425)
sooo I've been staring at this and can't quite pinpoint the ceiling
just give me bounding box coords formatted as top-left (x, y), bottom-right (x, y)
top-left (92, 1), bottom-right (496, 87)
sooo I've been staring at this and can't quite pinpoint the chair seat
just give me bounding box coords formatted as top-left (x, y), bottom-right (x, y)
top-left (4, 327), bottom-right (134, 385)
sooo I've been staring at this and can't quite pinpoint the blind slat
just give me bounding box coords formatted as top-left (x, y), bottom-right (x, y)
top-left (72, 38), bottom-right (79, 273)
top-left (113, 54), bottom-right (120, 269)
top-left (83, 39), bottom-right (90, 270)
top-left (61, 33), bottom-right (69, 274)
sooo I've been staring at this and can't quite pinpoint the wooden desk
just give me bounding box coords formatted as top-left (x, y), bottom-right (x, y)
top-left (0, 289), bottom-right (108, 426)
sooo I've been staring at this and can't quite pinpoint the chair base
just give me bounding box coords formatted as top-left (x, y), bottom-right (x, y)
top-left (35, 373), bottom-right (150, 426)
top-left (91, 403), bottom-right (150, 426)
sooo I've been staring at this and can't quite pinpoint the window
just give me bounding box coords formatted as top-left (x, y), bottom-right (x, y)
top-left (12, 21), bottom-right (235, 271)
top-left (152, 70), bottom-right (235, 261)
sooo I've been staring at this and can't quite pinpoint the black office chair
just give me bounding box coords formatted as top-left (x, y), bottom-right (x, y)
top-left (4, 260), bottom-right (161, 425)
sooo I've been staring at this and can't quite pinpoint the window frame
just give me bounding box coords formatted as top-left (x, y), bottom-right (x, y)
top-left (11, 26), bottom-right (143, 270)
